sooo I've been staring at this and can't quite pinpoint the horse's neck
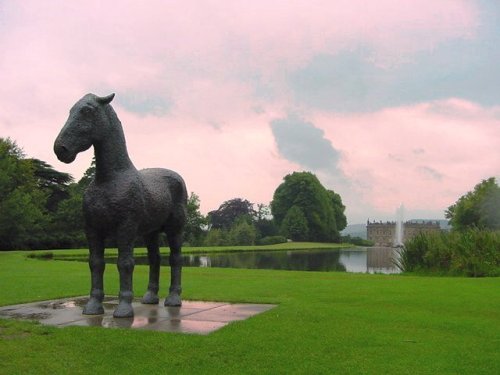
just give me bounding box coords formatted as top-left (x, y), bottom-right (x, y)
top-left (93, 112), bottom-right (136, 182)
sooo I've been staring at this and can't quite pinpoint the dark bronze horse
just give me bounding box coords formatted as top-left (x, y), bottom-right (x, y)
top-left (54, 93), bottom-right (187, 318)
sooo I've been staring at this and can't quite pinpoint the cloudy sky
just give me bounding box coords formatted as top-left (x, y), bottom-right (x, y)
top-left (1, 0), bottom-right (499, 224)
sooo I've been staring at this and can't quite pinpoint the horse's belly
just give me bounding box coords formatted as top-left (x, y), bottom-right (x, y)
top-left (83, 181), bottom-right (146, 232)
top-left (136, 188), bottom-right (170, 231)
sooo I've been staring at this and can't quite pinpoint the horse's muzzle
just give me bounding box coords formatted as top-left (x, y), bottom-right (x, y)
top-left (54, 141), bottom-right (76, 163)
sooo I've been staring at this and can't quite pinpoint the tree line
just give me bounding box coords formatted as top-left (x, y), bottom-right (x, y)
top-left (0, 137), bottom-right (347, 250)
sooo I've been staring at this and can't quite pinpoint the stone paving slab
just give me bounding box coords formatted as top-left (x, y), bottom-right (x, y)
top-left (0, 297), bottom-right (276, 335)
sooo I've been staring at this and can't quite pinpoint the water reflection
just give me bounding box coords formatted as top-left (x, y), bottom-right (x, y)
top-left (340, 247), bottom-right (400, 274)
top-left (132, 247), bottom-right (400, 274)
top-left (184, 250), bottom-right (347, 272)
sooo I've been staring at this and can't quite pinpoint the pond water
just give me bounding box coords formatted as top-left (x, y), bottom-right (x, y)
top-left (133, 247), bottom-right (401, 274)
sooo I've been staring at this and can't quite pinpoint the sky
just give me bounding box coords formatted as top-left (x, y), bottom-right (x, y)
top-left (1, 0), bottom-right (499, 224)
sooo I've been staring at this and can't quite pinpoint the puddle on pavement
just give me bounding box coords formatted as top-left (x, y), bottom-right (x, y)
top-left (0, 297), bottom-right (276, 335)
top-left (1, 312), bottom-right (52, 320)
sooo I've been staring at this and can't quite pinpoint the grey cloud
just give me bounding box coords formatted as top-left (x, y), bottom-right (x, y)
top-left (388, 153), bottom-right (404, 162)
top-left (288, 17), bottom-right (500, 113)
top-left (208, 120), bottom-right (222, 130)
top-left (270, 114), bottom-right (340, 171)
top-left (417, 166), bottom-right (444, 181)
top-left (289, 50), bottom-right (375, 112)
top-left (117, 93), bottom-right (171, 116)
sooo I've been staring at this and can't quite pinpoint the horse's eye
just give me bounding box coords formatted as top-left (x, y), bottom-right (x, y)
top-left (81, 107), bottom-right (92, 115)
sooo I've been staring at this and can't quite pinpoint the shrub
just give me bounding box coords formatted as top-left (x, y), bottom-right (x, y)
top-left (450, 229), bottom-right (500, 277)
top-left (398, 229), bottom-right (500, 276)
top-left (341, 235), bottom-right (374, 247)
top-left (258, 236), bottom-right (287, 245)
top-left (204, 228), bottom-right (228, 246)
top-left (228, 220), bottom-right (256, 246)
top-left (397, 234), bottom-right (428, 272)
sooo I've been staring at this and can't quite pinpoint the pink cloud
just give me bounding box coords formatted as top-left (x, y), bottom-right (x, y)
top-left (315, 99), bottom-right (500, 220)
top-left (0, 0), bottom-right (489, 223)
top-left (116, 109), bottom-right (296, 213)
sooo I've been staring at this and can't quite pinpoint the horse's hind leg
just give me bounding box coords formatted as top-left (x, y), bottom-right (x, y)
top-left (142, 232), bottom-right (160, 304)
top-left (165, 230), bottom-right (183, 306)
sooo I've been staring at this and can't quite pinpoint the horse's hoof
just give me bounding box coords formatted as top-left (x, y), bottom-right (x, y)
top-left (164, 294), bottom-right (182, 307)
top-left (113, 302), bottom-right (134, 318)
top-left (141, 291), bottom-right (159, 305)
top-left (83, 299), bottom-right (104, 315)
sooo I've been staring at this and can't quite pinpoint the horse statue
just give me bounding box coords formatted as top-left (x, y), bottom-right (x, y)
top-left (54, 93), bottom-right (187, 318)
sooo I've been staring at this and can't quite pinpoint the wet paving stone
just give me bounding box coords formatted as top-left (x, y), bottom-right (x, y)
top-left (0, 297), bottom-right (276, 335)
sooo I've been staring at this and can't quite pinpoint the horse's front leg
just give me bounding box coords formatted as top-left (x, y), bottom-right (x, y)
top-left (83, 229), bottom-right (105, 315)
top-left (141, 232), bottom-right (160, 304)
top-left (114, 230), bottom-right (136, 318)
top-left (165, 230), bottom-right (183, 306)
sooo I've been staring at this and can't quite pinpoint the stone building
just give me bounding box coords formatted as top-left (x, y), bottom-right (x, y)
top-left (366, 220), bottom-right (441, 247)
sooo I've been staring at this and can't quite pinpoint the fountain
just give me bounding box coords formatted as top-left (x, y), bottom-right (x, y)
top-left (394, 204), bottom-right (405, 247)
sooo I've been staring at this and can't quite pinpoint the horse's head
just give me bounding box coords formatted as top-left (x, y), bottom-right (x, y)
top-left (54, 93), bottom-right (115, 163)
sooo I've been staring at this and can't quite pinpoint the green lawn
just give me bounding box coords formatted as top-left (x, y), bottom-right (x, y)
top-left (1, 250), bottom-right (499, 374)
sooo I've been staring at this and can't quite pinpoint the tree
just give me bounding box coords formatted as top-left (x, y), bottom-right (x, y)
top-left (78, 156), bottom-right (96, 191)
top-left (30, 158), bottom-right (73, 212)
top-left (47, 184), bottom-right (86, 248)
top-left (480, 186), bottom-right (500, 230)
top-left (271, 171), bottom-right (345, 242)
top-left (30, 158), bottom-right (73, 189)
top-left (0, 138), bottom-right (32, 195)
top-left (328, 190), bottom-right (347, 232)
top-left (0, 138), bottom-right (47, 249)
top-left (228, 219), bottom-right (257, 245)
top-left (446, 177), bottom-right (500, 231)
top-left (253, 203), bottom-right (279, 239)
top-left (184, 192), bottom-right (207, 245)
top-left (208, 198), bottom-right (256, 229)
top-left (254, 203), bottom-right (271, 221)
top-left (280, 205), bottom-right (309, 241)
top-left (204, 228), bottom-right (227, 246)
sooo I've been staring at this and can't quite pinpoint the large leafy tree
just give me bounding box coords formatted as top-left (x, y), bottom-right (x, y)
top-left (328, 190), bottom-right (347, 232)
top-left (446, 177), bottom-right (500, 231)
top-left (205, 197), bottom-right (267, 245)
top-left (39, 160), bottom-right (96, 248)
top-left (208, 198), bottom-right (256, 229)
top-left (0, 138), bottom-right (47, 249)
top-left (280, 205), bottom-right (309, 241)
top-left (50, 183), bottom-right (86, 247)
top-left (271, 171), bottom-right (346, 242)
top-left (30, 158), bottom-right (73, 212)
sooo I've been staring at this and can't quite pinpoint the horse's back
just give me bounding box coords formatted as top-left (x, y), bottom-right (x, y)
top-left (140, 168), bottom-right (187, 203)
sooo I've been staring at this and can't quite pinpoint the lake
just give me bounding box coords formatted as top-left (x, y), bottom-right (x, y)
top-left (133, 246), bottom-right (401, 274)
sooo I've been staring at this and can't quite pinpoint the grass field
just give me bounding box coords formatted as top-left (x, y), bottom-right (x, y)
top-left (1, 249), bottom-right (499, 374)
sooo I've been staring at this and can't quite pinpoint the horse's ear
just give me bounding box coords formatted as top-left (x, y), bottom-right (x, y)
top-left (96, 93), bottom-right (115, 105)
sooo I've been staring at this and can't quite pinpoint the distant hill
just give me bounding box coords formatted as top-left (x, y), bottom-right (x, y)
top-left (341, 224), bottom-right (367, 239)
